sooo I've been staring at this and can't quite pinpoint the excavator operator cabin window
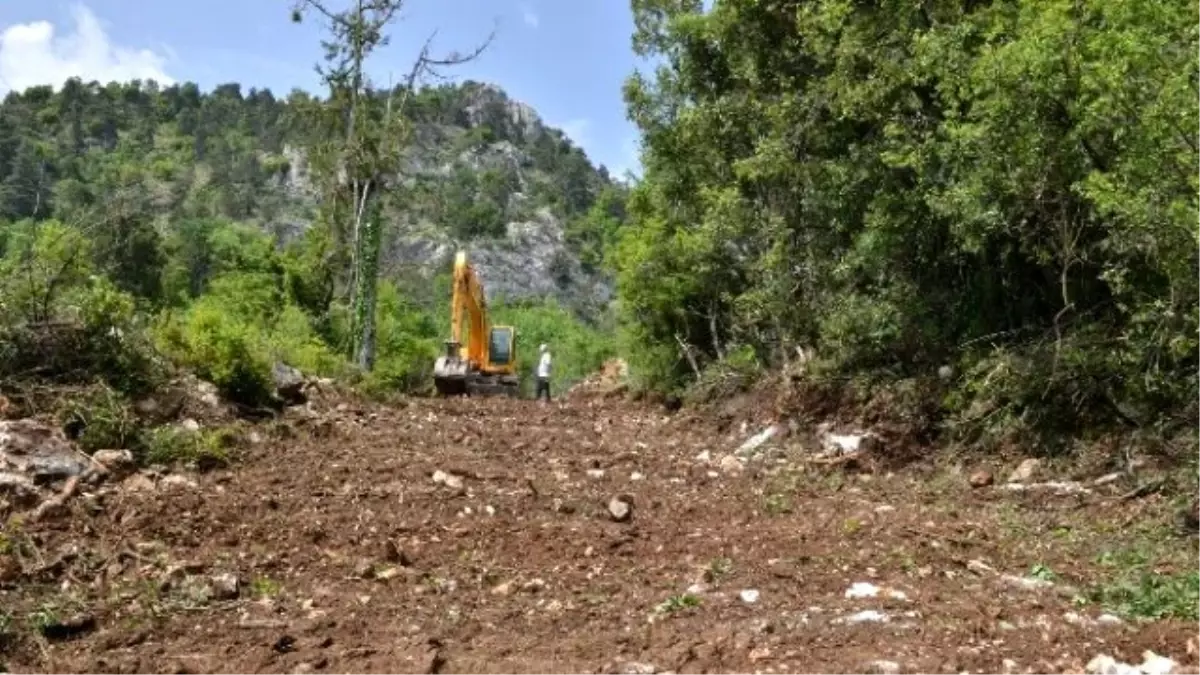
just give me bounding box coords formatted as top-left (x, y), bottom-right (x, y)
top-left (489, 328), bottom-right (512, 366)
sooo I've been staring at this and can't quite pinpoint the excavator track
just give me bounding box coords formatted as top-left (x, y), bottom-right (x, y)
top-left (464, 374), bottom-right (520, 398)
top-left (433, 374), bottom-right (519, 398)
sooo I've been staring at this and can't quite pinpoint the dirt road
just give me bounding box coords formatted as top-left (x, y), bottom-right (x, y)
top-left (2, 394), bottom-right (1196, 673)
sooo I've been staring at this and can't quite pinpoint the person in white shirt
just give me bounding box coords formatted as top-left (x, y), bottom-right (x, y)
top-left (535, 343), bottom-right (552, 402)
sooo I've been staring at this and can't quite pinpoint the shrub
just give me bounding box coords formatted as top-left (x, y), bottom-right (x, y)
top-left (142, 425), bottom-right (236, 468)
top-left (489, 298), bottom-right (615, 397)
top-left (684, 344), bottom-right (762, 405)
top-left (58, 385), bottom-right (140, 453)
top-left (268, 304), bottom-right (350, 379)
top-left (153, 300), bottom-right (274, 408)
top-left (72, 276), bottom-right (168, 396)
top-left (816, 292), bottom-right (905, 373)
top-left (942, 325), bottom-right (1171, 455)
top-left (0, 219), bottom-right (93, 325)
top-left (361, 282), bottom-right (440, 396)
top-left (0, 221), bottom-right (166, 397)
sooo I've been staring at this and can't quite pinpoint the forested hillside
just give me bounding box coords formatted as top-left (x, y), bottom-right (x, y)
top-left (0, 77), bottom-right (626, 403)
top-left (614, 0), bottom-right (1198, 451)
top-left (0, 78), bottom-right (627, 313)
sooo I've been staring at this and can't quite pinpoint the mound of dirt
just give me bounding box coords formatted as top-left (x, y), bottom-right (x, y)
top-left (694, 373), bottom-right (949, 469)
top-left (567, 358), bottom-right (630, 400)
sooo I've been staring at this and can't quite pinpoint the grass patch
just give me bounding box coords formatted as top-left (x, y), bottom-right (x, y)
top-left (249, 576), bottom-right (282, 599)
top-left (1089, 570), bottom-right (1199, 621)
top-left (706, 557), bottom-right (733, 583)
top-left (762, 492), bottom-right (792, 516)
top-left (24, 594), bottom-right (87, 634)
top-left (142, 425), bottom-right (238, 468)
top-left (654, 593), bottom-right (702, 614)
top-left (1029, 563), bottom-right (1057, 582)
top-left (0, 609), bottom-right (14, 648)
top-left (1087, 547), bottom-right (1199, 621)
top-left (57, 384), bottom-right (141, 453)
top-left (0, 517), bottom-right (35, 563)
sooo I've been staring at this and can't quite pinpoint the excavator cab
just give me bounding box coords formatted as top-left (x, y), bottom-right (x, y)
top-left (432, 252), bottom-right (521, 397)
top-left (487, 326), bottom-right (516, 370)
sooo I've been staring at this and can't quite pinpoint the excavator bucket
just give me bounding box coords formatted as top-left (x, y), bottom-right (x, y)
top-left (433, 370), bottom-right (468, 396)
top-left (433, 341), bottom-right (470, 396)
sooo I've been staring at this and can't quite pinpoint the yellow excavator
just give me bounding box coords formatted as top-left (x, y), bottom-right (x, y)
top-left (432, 251), bottom-right (520, 397)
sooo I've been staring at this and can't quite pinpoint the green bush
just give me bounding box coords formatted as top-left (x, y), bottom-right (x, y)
top-left (684, 344), bottom-right (762, 405)
top-left (267, 304), bottom-right (350, 379)
top-left (361, 282), bottom-right (440, 396)
top-left (816, 292), bottom-right (905, 373)
top-left (0, 221), bottom-right (166, 397)
top-left (153, 299), bottom-right (275, 407)
top-left (142, 425), bottom-right (236, 468)
top-left (0, 219), bottom-right (93, 325)
top-left (58, 385), bottom-right (140, 453)
top-left (943, 325), bottom-right (1169, 454)
top-left (490, 298), bottom-right (615, 397)
top-left (72, 277), bottom-right (168, 396)
top-left (154, 268), bottom-right (449, 403)
top-left (151, 260), bottom-right (357, 406)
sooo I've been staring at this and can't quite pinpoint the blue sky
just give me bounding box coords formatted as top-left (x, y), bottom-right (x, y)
top-left (0, 0), bottom-right (645, 177)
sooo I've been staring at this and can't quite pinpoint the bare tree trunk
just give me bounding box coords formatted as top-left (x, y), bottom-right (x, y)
top-left (708, 302), bottom-right (725, 361)
top-left (675, 333), bottom-right (702, 379)
top-left (354, 191), bottom-right (382, 370)
top-left (345, 0), bottom-right (366, 320)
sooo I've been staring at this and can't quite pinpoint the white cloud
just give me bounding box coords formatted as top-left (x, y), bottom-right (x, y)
top-left (0, 3), bottom-right (173, 94)
top-left (558, 118), bottom-right (590, 148)
top-left (520, 3), bottom-right (540, 29)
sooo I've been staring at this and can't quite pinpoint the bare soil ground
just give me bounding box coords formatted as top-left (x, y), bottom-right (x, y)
top-left (1, 393), bottom-right (1197, 674)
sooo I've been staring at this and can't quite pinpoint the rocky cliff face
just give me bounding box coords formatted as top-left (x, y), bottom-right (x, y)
top-left (280, 81), bottom-right (621, 318)
top-left (386, 207), bottom-right (614, 316)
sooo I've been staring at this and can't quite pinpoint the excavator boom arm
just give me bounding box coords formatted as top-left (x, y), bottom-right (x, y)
top-left (450, 251), bottom-right (489, 365)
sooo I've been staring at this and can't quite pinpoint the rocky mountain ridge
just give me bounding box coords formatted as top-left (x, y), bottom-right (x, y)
top-left (385, 82), bottom-right (621, 316)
